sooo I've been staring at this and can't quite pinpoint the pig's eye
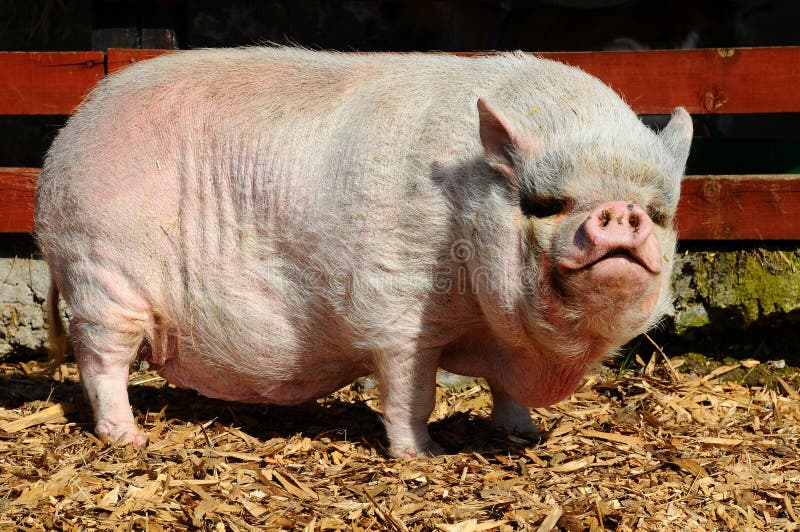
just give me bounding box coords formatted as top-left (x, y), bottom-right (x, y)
top-left (647, 205), bottom-right (668, 226)
top-left (520, 195), bottom-right (568, 218)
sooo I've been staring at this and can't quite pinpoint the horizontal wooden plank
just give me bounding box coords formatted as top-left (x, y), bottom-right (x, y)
top-left (0, 168), bottom-right (37, 233)
top-left (2, 169), bottom-right (798, 239)
top-left (677, 175), bottom-right (800, 240)
top-left (537, 47), bottom-right (800, 115)
top-left (106, 48), bottom-right (172, 74)
top-left (0, 52), bottom-right (104, 115)
top-left (108, 47), bottom-right (800, 114)
top-left (5, 47), bottom-right (800, 115)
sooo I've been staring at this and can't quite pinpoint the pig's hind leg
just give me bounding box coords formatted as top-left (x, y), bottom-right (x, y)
top-left (72, 322), bottom-right (148, 445)
top-left (62, 267), bottom-right (150, 446)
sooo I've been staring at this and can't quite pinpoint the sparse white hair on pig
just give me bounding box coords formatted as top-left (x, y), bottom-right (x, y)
top-left (36, 47), bottom-right (691, 457)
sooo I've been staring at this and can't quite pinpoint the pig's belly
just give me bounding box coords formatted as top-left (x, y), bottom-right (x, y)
top-left (142, 334), bottom-right (371, 405)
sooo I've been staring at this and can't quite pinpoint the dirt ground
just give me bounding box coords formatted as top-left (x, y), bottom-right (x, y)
top-left (0, 346), bottom-right (798, 531)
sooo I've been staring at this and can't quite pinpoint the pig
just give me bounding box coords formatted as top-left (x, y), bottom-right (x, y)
top-left (35, 47), bottom-right (692, 458)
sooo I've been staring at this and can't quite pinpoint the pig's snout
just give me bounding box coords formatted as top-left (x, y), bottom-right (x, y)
top-left (560, 201), bottom-right (663, 275)
top-left (584, 201), bottom-right (653, 251)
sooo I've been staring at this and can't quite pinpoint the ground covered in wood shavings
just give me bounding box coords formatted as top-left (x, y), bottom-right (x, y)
top-left (0, 350), bottom-right (799, 531)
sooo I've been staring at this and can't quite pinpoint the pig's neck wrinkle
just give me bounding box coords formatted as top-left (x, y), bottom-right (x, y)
top-left (491, 341), bottom-right (604, 408)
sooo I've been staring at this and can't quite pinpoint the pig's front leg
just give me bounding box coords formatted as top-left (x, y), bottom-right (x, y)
top-left (489, 384), bottom-right (539, 436)
top-left (375, 349), bottom-right (443, 458)
top-left (71, 320), bottom-right (147, 446)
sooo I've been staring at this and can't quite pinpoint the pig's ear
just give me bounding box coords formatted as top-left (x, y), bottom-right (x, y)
top-left (477, 98), bottom-right (540, 186)
top-left (659, 107), bottom-right (693, 177)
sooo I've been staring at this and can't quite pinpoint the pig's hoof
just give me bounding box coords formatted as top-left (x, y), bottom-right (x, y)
top-left (96, 422), bottom-right (147, 447)
top-left (491, 414), bottom-right (540, 438)
top-left (390, 441), bottom-right (445, 459)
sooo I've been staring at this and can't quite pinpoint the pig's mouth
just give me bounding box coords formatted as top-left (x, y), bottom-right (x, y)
top-left (589, 249), bottom-right (651, 271)
top-left (559, 246), bottom-right (662, 275)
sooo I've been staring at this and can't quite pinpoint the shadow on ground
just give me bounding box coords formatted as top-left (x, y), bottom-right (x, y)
top-left (0, 370), bottom-right (540, 457)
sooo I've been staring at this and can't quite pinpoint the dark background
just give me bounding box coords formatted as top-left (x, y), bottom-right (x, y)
top-left (2, 0), bottom-right (800, 52)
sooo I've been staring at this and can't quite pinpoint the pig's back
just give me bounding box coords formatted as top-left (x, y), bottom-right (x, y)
top-left (38, 48), bottom-right (625, 240)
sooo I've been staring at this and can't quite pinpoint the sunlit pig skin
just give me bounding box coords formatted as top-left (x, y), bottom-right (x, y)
top-left (35, 48), bottom-right (692, 457)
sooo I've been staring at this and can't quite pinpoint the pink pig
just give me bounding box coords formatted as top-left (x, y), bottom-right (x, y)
top-left (35, 48), bottom-right (691, 458)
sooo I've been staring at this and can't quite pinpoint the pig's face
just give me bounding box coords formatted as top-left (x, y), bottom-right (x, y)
top-left (521, 156), bottom-right (679, 346)
top-left (473, 100), bottom-right (692, 357)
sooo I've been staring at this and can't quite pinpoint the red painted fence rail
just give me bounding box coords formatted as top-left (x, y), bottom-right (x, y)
top-left (106, 48), bottom-right (170, 74)
top-left (2, 47), bottom-right (799, 115)
top-left (0, 168), bottom-right (37, 233)
top-left (538, 47), bottom-right (800, 115)
top-left (677, 175), bottom-right (800, 240)
top-left (3, 169), bottom-right (799, 239)
top-left (108, 47), bottom-right (800, 115)
top-left (0, 51), bottom-right (104, 115)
